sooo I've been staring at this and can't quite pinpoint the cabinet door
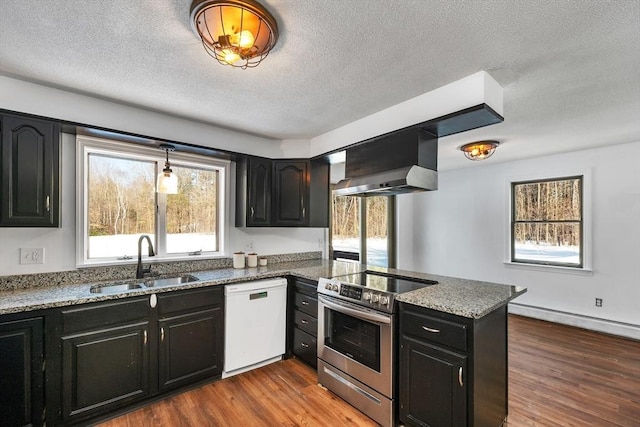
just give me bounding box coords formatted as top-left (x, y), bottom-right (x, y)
top-left (272, 160), bottom-right (309, 226)
top-left (158, 307), bottom-right (223, 391)
top-left (247, 157), bottom-right (272, 226)
top-left (61, 322), bottom-right (150, 423)
top-left (399, 335), bottom-right (467, 427)
top-left (0, 317), bottom-right (43, 427)
top-left (1, 114), bottom-right (60, 227)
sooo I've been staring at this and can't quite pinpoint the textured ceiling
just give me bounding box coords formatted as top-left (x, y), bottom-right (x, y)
top-left (0, 1), bottom-right (639, 170)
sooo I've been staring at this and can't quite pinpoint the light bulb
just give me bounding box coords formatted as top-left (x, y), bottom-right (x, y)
top-left (221, 49), bottom-right (240, 64)
top-left (237, 30), bottom-right (255, 48)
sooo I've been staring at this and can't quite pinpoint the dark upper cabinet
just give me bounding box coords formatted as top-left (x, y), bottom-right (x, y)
top-left (236, 156), bottom-right (272, 226)
top-left (0, 113), bottom-right (60, 227)
top-left (236, 156), bottom-right (329, 228)
top-left (272, 160), bottom-right (309, 226)
top-left (0, 316), bottom-right (44, 427)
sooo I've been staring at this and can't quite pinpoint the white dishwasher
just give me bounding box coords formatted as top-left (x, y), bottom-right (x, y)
top-left (223, 278), bottom-right (287, 378)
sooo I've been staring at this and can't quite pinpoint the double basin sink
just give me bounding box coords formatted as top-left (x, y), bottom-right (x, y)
top-left (89, 275), bottom-right (199, 294)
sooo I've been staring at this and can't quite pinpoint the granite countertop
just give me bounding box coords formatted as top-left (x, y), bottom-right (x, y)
top-left (0, 259), bottom-right (525, 319)
top-left (0, 259), bottom-right (367, 316)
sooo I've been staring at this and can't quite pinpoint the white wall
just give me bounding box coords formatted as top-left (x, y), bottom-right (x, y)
top-left (0, 75), bottom-right (282, 158)
top-left (397, 142), bottom-right (640, 337)
top-left (0, 131), bottom-right (325, 276)
top-left (0, 76), bottom-right (326, 276)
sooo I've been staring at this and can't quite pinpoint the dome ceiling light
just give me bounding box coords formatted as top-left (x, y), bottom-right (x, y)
top-left (460, 140), bottom-right (500, 161)
top-left (190, 0), bottom-right (279, 69)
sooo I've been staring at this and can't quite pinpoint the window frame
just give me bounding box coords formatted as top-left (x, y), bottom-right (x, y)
top-left (76, 135), bottom-right (230, 267)
top-left (506, 171), bottom-right (592, 272)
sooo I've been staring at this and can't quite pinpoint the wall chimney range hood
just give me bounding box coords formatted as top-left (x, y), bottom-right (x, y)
top-left (334, 128), bottom-right (438, 196)
top-left (333, 103), bottom-right (504, 197)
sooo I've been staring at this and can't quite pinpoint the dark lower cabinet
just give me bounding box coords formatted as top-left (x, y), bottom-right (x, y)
top-left (288, 277), bottom-right (318, 369)
top-left (400, 335), bottom-right (467, 427)
top-left (52, 286), bottom-right (224, 426)
top-left (0, 316), bottom-right (44, 427)
top-left (61, 323), bottom-right (150, 422)
top-left (157, 288), bottom-right (224, 391)
top-left (399, 303), bottom-right (508, 427)
top-left (0, 113), bottom-right (60, 227)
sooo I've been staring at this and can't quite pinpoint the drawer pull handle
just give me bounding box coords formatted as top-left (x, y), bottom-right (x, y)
top-left (301, 342), bottom-right (309, 348)
top-left (143, 330), bottom-right (148, 345)
top-left (251, 206), bottom-right (255, 218)
top-left (458, 366), bottom-right (463, 387)
top-left (422, 326), bottom-right (440, 333)
top-left (301, 319), bottom-right (308, 324)
top-left (301, 301), bottom-right (309, 306)
top-left (161, 327), bottom-right (165, 342)
top-left (46, 196), bottom-right (50, 212)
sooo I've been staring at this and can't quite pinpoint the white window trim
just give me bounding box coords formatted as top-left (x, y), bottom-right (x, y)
top-left (503, 169), bottom-right (593, 273)
top-left (76, 135), bottom-right (231, 267)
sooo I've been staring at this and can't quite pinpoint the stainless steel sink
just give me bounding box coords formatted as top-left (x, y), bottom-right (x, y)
top-left (146, 275), bottom-right (199, 287)
top-left (89, 283), bottom-right (145, 293)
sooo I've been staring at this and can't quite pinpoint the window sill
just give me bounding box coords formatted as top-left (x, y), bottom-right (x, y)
top-left (504, 261), bottom-right (593, 275)
top-left (78, 253), bottom-right (229, 269)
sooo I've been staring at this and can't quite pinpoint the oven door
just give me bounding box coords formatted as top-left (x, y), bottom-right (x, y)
top-left (317, 294), bottom-right (394, 398)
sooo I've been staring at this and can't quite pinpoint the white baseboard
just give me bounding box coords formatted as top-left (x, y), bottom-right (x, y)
top-left (508, 303), bottom-right (640, 340)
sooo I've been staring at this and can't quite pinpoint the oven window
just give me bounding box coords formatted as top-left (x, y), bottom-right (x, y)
top-left (325, 309), bottom-right (381, 372)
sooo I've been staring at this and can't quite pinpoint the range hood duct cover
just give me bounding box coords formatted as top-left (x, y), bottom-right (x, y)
top-left (334, 128), bottom-right (438, 196)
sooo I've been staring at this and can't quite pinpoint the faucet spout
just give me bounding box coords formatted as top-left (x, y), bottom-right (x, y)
top-left (136, 235), bottom-right (156, 279)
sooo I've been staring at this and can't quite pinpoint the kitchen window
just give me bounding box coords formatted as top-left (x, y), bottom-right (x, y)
top-left (510, 175), bottom-right (584, 268)
top-left (330, 190), bottom-right (395, 267)
top-left (77, 136), bottom-right (229, 266)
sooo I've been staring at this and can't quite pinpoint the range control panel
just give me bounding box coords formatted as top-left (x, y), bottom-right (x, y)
top-left (317, 278), bottom-right (395, 313)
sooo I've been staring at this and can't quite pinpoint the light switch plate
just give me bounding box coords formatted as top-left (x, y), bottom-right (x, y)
top-left (20, 248), bottom-right (44, 264)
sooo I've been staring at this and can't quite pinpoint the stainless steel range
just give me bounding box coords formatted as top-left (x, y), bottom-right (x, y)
top-left (317, 271), bottom-right (437, 427)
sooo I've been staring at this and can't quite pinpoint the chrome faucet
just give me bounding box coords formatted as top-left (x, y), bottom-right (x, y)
top-left (136, 235), bottom-right (156, 279)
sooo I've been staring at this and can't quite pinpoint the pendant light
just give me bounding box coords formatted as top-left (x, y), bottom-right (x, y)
top-left (190, 0), bottom-right (279, 69)
top-left (157, 144), bottom-right (178, 194)
top-left (460, 140), bottom-right (500, 161)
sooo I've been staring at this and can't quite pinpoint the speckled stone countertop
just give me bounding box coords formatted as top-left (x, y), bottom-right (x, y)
top-left (0, 259), bottom-right (367, 315)
top-left (372, 266), bottom-right (527, 319)
top-left (0, 259), bottom-right (525, 319)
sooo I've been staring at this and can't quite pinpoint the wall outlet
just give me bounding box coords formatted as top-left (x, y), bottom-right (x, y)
top-left (318, 238), bottom-right (324, 249)
top-left (20, 248), bottom-right (45, 265)
top-left (245, 241), bottom-right (254, 251)
top-left (595, 298), bottom-right (603, 307)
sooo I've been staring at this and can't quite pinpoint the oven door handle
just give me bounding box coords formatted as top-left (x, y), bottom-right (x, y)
top-left (319, 296), bottom-right (391, 325)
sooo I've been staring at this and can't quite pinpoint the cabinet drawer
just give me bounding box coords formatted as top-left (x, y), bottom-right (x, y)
top-left (401, 311), bottom-right (467, 352)
top-left (295, 292), bottom-right (317, 316)
top-left (294, 278), bottom-right (318, 297)
top-left (294, 309), bottom-right (317, 337)
top-left (61, 297), bottom-right (149, 334)
top-left (158, 286), bottom-right (223, 316)
top-left (293, 328), bottom-right (317, 369)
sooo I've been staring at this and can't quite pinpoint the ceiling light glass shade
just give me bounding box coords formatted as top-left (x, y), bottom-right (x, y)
top-left (460, 140), bottom-right (500, 161)
top-left (157, 171), bottom-right (178, 194)
top-left (190, 0), bottom-right (279, 69)
top-left (157, 144), bottom-right (178, 194)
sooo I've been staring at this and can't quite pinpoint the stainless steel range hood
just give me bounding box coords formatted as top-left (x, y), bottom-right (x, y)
top-left (334, 127), bottom-right (438, 197)
top-left (334, 165), bottom-right (437, 196)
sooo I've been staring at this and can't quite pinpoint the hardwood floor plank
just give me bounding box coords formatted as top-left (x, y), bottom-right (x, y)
top-left (98, 315), bottom-right (640, 427)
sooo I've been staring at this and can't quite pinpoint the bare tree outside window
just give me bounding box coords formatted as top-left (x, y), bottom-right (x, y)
top-left (511, 176), bottom-right (583, 267)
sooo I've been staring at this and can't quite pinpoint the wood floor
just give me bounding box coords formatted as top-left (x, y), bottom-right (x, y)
top-left (98, 315), bottom-right (640, 427)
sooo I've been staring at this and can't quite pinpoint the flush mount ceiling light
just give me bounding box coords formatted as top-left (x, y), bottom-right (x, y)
top-left (190, 0), bottom-right (279, 69)
top-left (157, 144), bottom-right (178, 194)
top-left (460, 140), bottom-right (500, 161)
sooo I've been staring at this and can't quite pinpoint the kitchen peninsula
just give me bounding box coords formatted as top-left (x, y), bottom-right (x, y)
top-left (0, 255), bottom-right (525, 426)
